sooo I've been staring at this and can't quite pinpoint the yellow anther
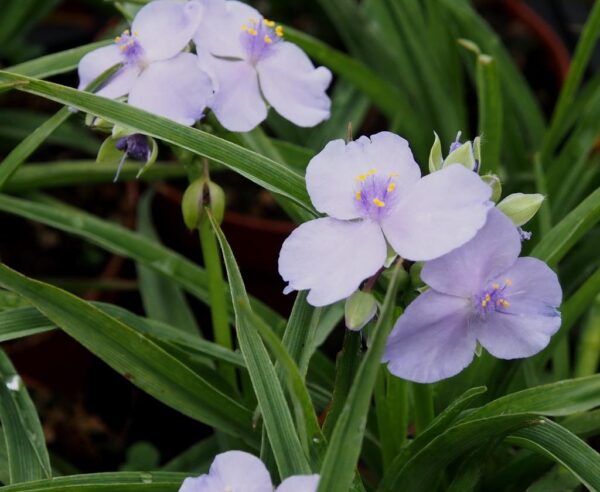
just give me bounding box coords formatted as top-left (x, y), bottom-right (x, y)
top-left (497, 299), bottom-right (510, 308)
top-left (115, 36), bottom-right (121, 42)
top-left (355, 192), bottom-right (361, 201)
top-left (241, 24), bottom-right (248, 31)
top-left (505, 279), bottom-right (513, 286)
top-left (263, 19), bottom-right (275, 27)
top-left (264, 35), bottom-right (273, 44)
top-left (356, 174), bottom-right (367, 182)
top-left (124, 29), bottom-right (130, 35)
top-left (248, 28), bottom-right (258, 36)
top-left (275, 25), bottom-right (284, 37)
top-left (367, 168), bottom-right (377, 175)
top-left (492, 283), bottom-right (500, 289)
top-left (373, 198), bottom-right (385, 208)
top-left (387, 182), bottom-right (396, 193)
top-left (134, 31), bottom-right (139, 36)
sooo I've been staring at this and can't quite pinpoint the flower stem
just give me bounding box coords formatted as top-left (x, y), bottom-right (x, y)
top-left (411, 382), bottom-right (434, 435)
top-left (198, 217), bottom-right (237, 388)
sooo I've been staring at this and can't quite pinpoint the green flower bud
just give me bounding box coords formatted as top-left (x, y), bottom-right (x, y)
top-left (182, 178), bottom-right (226, 230)
top-left (481, 174), bottom-right (502, 203)
top-left (345, 290), bottom-right (378, 331)
top-left (497, 193), bottom-right (544, 226)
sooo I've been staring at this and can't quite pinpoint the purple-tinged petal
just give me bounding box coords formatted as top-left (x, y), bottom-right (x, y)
top-left (305, 132), bottom-right (421, 220)
top-left (277, 475), bottom-right (320, 492)
top-left (201, 451), bottom-right (273, 492)
top-left (208, 58), bottom-right (267, 131)
top-left (194, 0), bottom-right (260, 59)
top-left (78, 45), bottom-right (124, 91)
top-left (422, 208), bottom-right (521, 298)
top-left (474, 257), bottom-right (562, 359)
top-left (179, 475), bottom-right (220, 492)
top-left (133, 0), bottom-right (204, 61)
top-left (256, 42), bottom-right (332, 127)
top-left (279, 218), bottom-right (387, 307)
top-left (383, 290), bottom-right (476, 383)
top-left (128, 53), bottom-right (214, 126)
top-left (96, 65), bottom-right (141, 99)
top-left (381, 164), bottom-right (492, 261)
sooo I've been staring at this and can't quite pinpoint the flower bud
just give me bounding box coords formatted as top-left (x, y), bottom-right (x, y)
top-left (345, 290), bottom-right (378, 331)
top-left (481, 174), bottom-right (502, 203)
top-left (182, 178), bottom-right (226, 230)
top-left (497, 193), bottom-right (544, 226)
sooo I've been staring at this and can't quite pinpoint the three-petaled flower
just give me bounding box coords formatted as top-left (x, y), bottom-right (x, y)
top-left (278, 131), bottom-right (493, 306)
top-left (179, 450), bottom-right (319, 492)
top-left (194, 0), bottom-right (332, 131)
top-left (78, 0), bottom-right (214, 125)
top-left (383, 208), bottom-right (562, 383)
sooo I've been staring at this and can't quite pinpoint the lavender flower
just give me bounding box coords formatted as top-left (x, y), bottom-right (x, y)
top-left (383, 208), bottom-right (562, 383)
top-left (278, 132), bottom-right (492, 306)
top-left (179, 450), bottom-right (319, 492)
top-left (193, 0), bottom-right (332, 131)
top-left (78, 0), bottom-right (214, 125)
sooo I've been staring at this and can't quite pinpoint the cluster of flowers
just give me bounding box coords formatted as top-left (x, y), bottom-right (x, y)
top-left (180, 451), bottom-right (319, 492)
top-left (78, 0), bottom-right (332, 131)
top-left (279, 131), bottom-right (562, 384)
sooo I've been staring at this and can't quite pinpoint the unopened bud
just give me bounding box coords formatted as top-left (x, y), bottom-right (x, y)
top-left (345, 290), bottom-right (378, 331)
top-left (497, 193), bottom-right (544, 226)
top-left (182, 178), bottom-right (226, 230)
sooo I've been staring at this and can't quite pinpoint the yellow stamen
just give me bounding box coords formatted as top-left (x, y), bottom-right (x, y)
top-left (115, 36), bottom-right (121, 42)
top-left (264, 35), bottom-right (273, 44)
top-left (275, 25), bottom-right (284, 37)
top-left (356, 174), bottom-right (367, 182)
top-left (263, 19), bottom-right (275, 27)
top-left (367, 168), bottom-right (377, 175)
top-left (372, 198), bottom-right (385, 208)
top-left (387, 182), bottom-right (396, 193)
top-left (241, 24), bottom-right (248, 31)
top-left (505, 278), bottom-right (513, 286)
top-left (248, 28), bottom-right (258, 36)
top-left (492, 283), bottom-right (500, 289)
top-left (497, 299), bottom-right (510, 308)
top-left (355, 192), bottom-right (361, 201)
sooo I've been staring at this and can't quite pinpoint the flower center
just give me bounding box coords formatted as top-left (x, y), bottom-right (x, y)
top-left (354, 169), bottom-right (399, 221)
top-left (240, 18), bottom-right (284, 64)
top-left (115, 30), bottom-right (144, 65)
top-left (475, 278), bottom-right (513, 316)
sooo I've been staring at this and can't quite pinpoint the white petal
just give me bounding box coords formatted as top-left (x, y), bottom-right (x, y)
top-left (194, 0), bottom-right (260, 59)
top-left (208, 58), bottom-right (267, 131)
top-left (278, 217), bottom-right (387, 307)
top-left (383, 290), bottom-right (476, 383)
top-left (128, 53), bottom-right (214, 125)
top-left (208, 451), bottom-right (273, 492)
top-left (78, 45), bottom-right (123, 90)
top-left (276, 475), bottom-right (320, 492)
top-left (257, 42), bottom-right (332, 127)
top-left (305, 132), bottom-right (421, 220)
top-left (133, 0), bottom-right (204, 61)
top-left (381, 164), bottom-right (492, 261)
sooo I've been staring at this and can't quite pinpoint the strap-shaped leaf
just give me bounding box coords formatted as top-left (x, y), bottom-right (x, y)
top-left (0, 264), bottom-right (255, 441)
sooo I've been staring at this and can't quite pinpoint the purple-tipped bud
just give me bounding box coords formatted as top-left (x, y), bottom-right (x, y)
top-left (116, 134), bottom-right (150, 161)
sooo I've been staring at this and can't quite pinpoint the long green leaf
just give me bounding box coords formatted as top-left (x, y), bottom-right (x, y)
top-left (317, 263), bottom-right (403, 492)
top-left (0, 264), bottom-right (255, 441)
top-left (208, 213), bottom-right (311, 478)
top-left (508, 419), bottom-right (600, 491)
top-left (0, 71), bottom-right (313, 212)
top-left (475, 53), bottom-right (502, 174)
top-left (0, 349), bottom-right (51, 483)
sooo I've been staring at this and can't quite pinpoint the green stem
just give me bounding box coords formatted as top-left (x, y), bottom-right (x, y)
top-left (198, 218), bottom-right (236, 388)
top-left (412, 383), bottom-right (434, 435)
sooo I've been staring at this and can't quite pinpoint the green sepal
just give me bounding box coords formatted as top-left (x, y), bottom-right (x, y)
top-left (428, 131), bottom-right (443, 173)
top-left (136, 137), bottom-right (159, 179)
top-left (181, 178), bottom-right (226, 230)
top-left (443, 141), bottom-right (477, 171)
top-left (481, 174), bottom-right (502, 203)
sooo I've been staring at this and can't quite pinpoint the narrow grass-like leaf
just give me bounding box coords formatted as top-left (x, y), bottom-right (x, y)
top-left (136, 191), bottom-right (199, 335)
top-left (208, 213), bottom-right (311, 478)
top-left (0, 71), bottom-right (313, 212)
top-left (4, 161), bottom-right (185, 192)
top-left (317, 263), bottom-right (403, 492)
top-left (475, 54), bottom-right (502, 174)
top-left (161, 436), bottom-right (218, 473)
top-left (0, 349), bottom-right (51, 483)
top-left (531, 186), bottom-right (600, 266)
top-left (0, 193), bottom-right (283, 329)
top-left (508, 419), bottom-right (600, 491)
top-left (0, 471), bottom-right (186, 491)
top-left (0, 264), bottom-right (255, 441)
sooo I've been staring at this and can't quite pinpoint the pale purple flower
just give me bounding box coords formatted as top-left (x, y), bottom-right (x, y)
top-left (179, 450), bottom-right (319, 492)
top-left (278, 132), bottom-right (493, 307)
top-left (78, 0), bottom-right (214, 125)
top-left (193, 0), bottom-right (332, 131)
top-left (383, 208), bottom-right (562, 383)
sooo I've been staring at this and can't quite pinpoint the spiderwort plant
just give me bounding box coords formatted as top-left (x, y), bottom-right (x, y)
top-left (193, 0), bottom-right (332, 131)
top-left (179, 451), bottom-right (319, 492)
top-left (78, 0), bottom-right (214, 125)
top-left (383, 208), bottom-right (562, 383)
top-left (278, 131), bottom-right (492, 306)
